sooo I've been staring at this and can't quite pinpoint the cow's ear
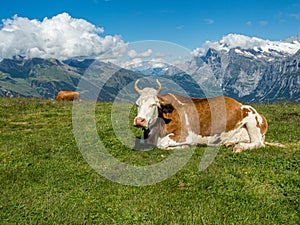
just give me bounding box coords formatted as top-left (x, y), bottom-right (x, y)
top-left (159, 103), bottom-right (174, 114)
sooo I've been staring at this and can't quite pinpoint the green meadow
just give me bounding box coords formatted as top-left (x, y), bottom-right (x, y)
top-left (0, 97), bottom-right (299, 224)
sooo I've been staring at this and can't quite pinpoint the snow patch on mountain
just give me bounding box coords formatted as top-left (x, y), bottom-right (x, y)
top-left (193, 34), bottom-right (300, 57)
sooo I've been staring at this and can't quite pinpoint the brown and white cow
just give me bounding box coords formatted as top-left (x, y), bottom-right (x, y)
top-left (55, 91), bottom-right (80, 101)
top-left (133, 79), bottom-right (270, 152)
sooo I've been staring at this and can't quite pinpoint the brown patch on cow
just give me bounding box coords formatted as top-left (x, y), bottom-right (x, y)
top-left (242, 107), bottom-right (250, 117)
top-left (158, 95), bottom-right (190, 142)
top-left (258, 113), bottom-right (268, 135)
top-left (56, 91), bottom-right (80, 101)
top-left (249, 107), bottom-right (256, 114)
top-left (157, 94), bottom-right (248, 142)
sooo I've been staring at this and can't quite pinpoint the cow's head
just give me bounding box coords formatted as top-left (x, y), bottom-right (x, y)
top-left (133, 79), bottom-right (163, 129)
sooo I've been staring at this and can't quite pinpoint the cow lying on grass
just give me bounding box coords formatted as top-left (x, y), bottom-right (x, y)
top-left (133, 79), bottom-right (283, 152)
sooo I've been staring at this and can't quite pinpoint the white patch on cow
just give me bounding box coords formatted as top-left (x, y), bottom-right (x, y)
top-left (241, 107), bottom-right (264, 143)
top-left (184, 113), bottom-right (189, 126)
top-left (193, 133), bottom-right (209, 145)
top-left (157, 133), bottom-right (181, 149)
top-left (158, 127), bottom-right (253, 150)
top-left (169, 93), bottom-right (186, 106)
top-left (186, 128), bottom-right (249, 147)
top-left (183, 112), bottom-right (206, 146)
top-left (219, 127), bottom-right (250, 145)
top-left (232, 105), bottom-right (265, 152)
top-left (241, 105), bottom-right (263, 124)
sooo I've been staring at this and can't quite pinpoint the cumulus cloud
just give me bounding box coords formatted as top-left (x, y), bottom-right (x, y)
top-left (121, 56), bottom-right (167, 70)
top-left (127, 49), bottom-right (153, 59)
top-left (0, 13), bottom-right (128, 59)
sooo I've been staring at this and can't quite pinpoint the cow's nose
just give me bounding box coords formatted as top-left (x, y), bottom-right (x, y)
top-left (134, 117), bottom-right (146, 127)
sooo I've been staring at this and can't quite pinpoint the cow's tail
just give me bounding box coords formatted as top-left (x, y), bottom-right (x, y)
top-left (264, 142), bottom-right (286, 148)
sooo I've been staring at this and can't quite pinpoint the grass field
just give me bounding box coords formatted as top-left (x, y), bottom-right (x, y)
top-left (0, 97), bottom-right (299, 224)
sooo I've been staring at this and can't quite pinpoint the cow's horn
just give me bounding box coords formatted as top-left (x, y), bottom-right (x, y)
top-left (156, 79), bottom-right (162, 94)
top-left (134, 79), bottom-right (142, 94)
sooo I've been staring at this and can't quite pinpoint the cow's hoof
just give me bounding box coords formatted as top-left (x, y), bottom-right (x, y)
top-left (225, 142), bottom-right (235, 148)
top-left (233, 148), bottom-right (243, 153)
top-left (233, 146), bottom-right (244, 153)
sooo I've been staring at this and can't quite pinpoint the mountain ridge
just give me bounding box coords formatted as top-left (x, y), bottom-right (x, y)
top-left (192, 34), bottom-right (300, 57)
top-left (0, 34), bottom-right (299, 103)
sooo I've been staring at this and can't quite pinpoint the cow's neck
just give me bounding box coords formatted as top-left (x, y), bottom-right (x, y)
top-left (143, 128), bottom-right (151, 139)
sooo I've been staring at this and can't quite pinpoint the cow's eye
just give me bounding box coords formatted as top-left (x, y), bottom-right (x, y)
top-left (150, 104), bottom-right (157, 107)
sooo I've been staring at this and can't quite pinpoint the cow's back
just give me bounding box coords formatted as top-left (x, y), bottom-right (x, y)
top-left (159, 94), bottom-right (245, 137)
top-left (193, 96), bottom-right (245, 135)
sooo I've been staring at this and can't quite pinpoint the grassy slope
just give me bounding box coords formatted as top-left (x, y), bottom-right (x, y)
top-left (0, 98), bottom-right (299, 224)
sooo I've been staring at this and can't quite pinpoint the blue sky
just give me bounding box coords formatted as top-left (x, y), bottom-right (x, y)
top-left (0, 0), bottom-right (300, 51)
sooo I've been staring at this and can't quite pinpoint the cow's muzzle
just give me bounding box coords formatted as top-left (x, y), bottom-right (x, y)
top-left (134, 117), bottom-right (147, 128)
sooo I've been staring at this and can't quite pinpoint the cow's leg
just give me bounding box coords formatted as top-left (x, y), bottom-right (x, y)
top-left (223, 127), bottom-right (250, 148)
top-left (157, 134), bottom-right (190, 150)
top-left (233, 114), bottom-right (265, 153)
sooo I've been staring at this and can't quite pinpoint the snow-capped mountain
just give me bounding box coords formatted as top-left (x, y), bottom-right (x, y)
top-left (128, 34), bottom-right (300, 76)
top-left (193, 34), bottom-right (300, 59)
top-left (0, 34), bottom-right (299, 103)
top-left (125, 61), bottom-right (184, 76)
top-left (128, 34), bottom-right (300, 102)
top-left (187, 34), bottom-right (300, 102)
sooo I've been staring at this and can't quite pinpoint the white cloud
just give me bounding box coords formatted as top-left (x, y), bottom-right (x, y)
top-left (258, 20), bottom-right (268, 26)
top-left (204, 19), bottom-right (214, 25)
top-left (290, 13), bottom-right (300, 19)
top-left (155, 52), bottom-right (167, 58)
top-left (0, 13), bottom-right (128, 60)
top-left (160, 10), bottom-right (176, 14)
top-left (127, 49), bottom-right (153, 59)
top-left (176, 25), bottom-right (184, 30)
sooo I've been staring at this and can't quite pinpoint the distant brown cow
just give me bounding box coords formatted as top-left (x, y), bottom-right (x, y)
top-left (55, 91), bottom-right (80, 101)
